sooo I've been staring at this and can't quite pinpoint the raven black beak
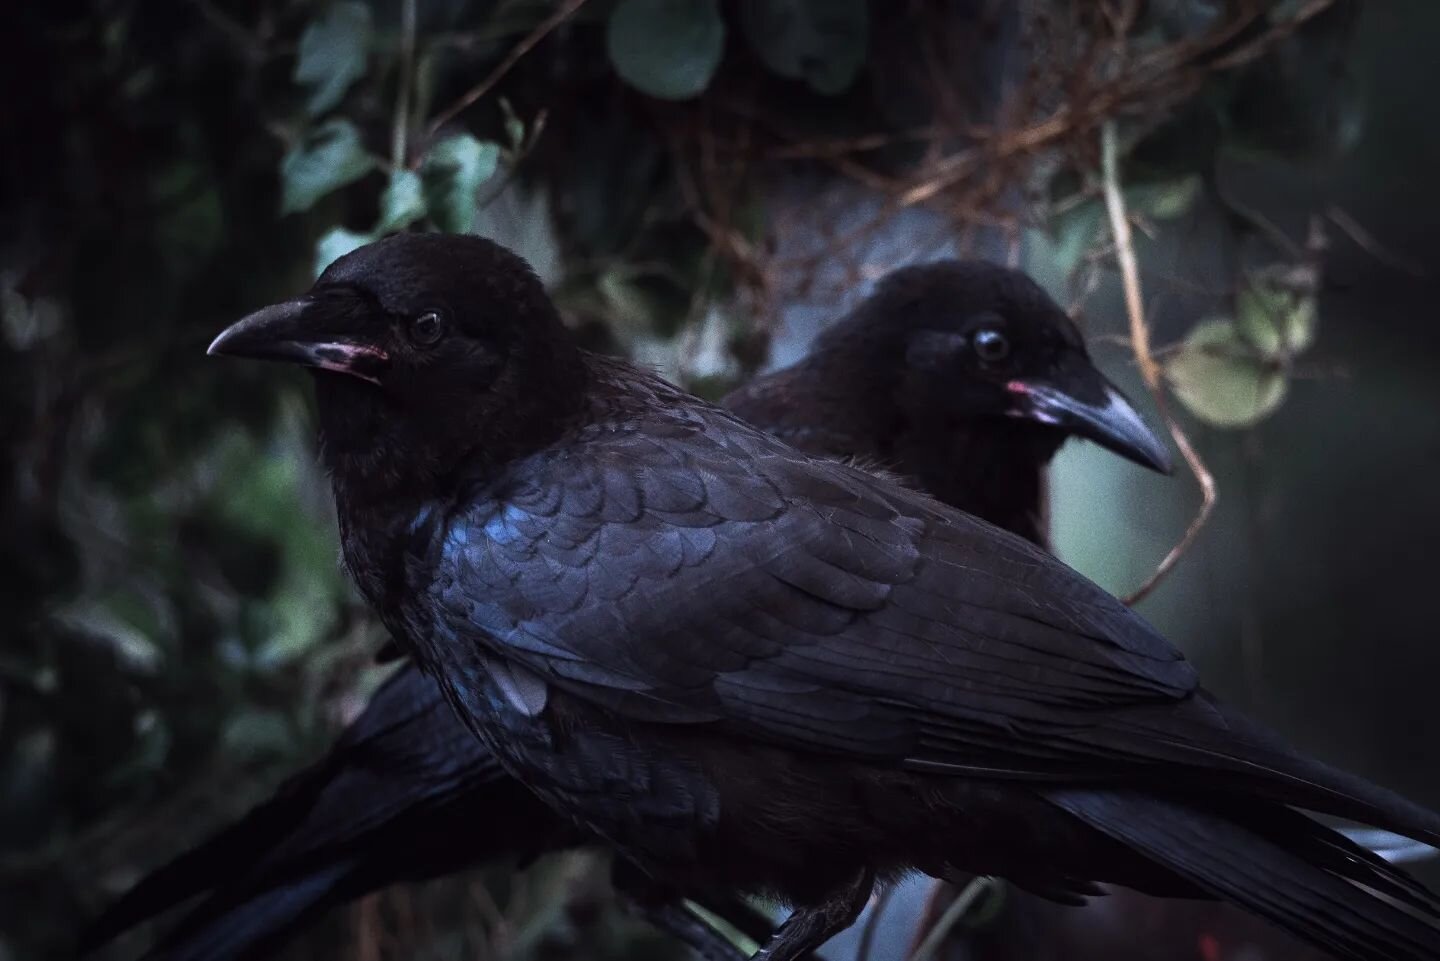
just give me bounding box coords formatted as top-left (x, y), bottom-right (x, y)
top-left (1004, 357), bottom-right (1173, 474)
top-left (207, 298), bottom-right (389, 385)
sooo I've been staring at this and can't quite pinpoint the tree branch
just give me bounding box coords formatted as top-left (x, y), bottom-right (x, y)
top-left (1100, 121), bottom-right (1217, 606)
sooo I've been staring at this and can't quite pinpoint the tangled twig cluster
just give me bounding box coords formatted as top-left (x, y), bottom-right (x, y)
top-left (628, 1), bottom-right (1331, 600)
top-left (654, 1), bottom-right (1334, 320)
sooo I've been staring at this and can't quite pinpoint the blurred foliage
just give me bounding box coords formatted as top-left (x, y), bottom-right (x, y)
top-left (1165, 265), bottom-right (1319, 428)
top-left (0, 1), bottom-right (1372, 960)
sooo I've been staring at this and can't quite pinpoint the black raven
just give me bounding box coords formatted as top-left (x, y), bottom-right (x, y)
top-left (724, 259), bottom-right (1170, 545)
top-left (84, 258), bottom-right (1170, 961)
top-left (207, 233), bottom-right (1440, 961)
top-left (204, 233), bottom-right (1440, 961)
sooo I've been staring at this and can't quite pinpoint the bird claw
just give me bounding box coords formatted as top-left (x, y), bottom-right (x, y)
top-left (752, 869), bottom-right (874, 961)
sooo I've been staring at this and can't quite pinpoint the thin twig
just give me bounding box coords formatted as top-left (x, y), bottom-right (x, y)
top-left (866, 0), bottom-right (1307, 216)
top-left (1125, 405), bottom-right (1217, 605)
top-left (1101, 121), bottom-right (1217, 606)
top-left (854, 886), bottom-right (894, 961)
top-left (1101, 127), bottom-right (1159, 392)
top-left (352, 894), bottom-right (383, 961)
top-left (424, 0), bottom-right (591, 142)
top-left (190, 0), bottom-right (268, 63)
top-left (908, 877), bottom-right (992, 961)
top-left (1214, 175), bottom-right (1304, 261)
top-left (662, 2), bottom-right (1324, 318)
top-left (468, 877), bottom-right (511, 951)
top-left (1326, 205), bottom-right (1426, 276)
top-left (1207, 0), bottom-right (1338, 71)
top-left (391, 0), bottom-right (417, 168)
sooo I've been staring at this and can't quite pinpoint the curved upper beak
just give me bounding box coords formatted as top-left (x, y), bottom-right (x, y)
top-left (208, 297), bottom-right (388, 385)
top-left (1005, 356), bottom-right (1172, 474)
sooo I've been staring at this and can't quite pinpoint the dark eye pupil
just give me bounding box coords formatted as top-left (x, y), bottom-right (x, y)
top-left (974, 328), bottom-right (1009, 362)
top-left (411, 311), bottom-right (444, 345)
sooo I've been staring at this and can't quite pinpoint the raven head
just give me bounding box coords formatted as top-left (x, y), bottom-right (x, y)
top-left (209, 233), bottom-right (583, 495)
top-left (836, 261), bottom-right (1172, 474)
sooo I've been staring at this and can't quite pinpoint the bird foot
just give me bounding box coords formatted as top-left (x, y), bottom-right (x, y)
top-left (752, 869), bottom-right (875, 961)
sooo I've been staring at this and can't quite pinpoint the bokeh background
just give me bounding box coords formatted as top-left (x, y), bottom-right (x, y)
top-left (2, 2), bottom-right (1437, 960)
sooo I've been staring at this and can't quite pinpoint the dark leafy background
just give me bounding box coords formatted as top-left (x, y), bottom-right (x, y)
top-left (2, 2), bottom-right (1436, 960)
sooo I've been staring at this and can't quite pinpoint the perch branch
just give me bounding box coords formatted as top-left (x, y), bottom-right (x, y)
top-left (855, 886), bottom-right (894, 961)
top-left (908, 877), bottom-right (993, 961)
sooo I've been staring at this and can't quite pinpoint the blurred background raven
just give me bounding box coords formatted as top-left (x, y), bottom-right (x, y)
top-left (3, 2), bottom-right (1438, 961)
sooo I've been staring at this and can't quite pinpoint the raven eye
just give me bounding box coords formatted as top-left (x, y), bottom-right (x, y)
top-left (408, 310), bottom-right (446, 346)
top-left (972, 327), bottom-right (1010, 363)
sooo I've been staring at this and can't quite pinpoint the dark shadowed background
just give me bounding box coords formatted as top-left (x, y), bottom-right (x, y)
top-left (2, 2), bottom-right (1436, 960)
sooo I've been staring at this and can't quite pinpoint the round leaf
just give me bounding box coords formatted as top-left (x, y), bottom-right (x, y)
top-left (280, 118), bottom-right (375, 215)
top-left (314, 226), bottom-right (372, 277)
top-left (294, 2), bottom-right (373, 116)
top-left (740, 0), bottom-right (868, 95)
top-left (378, 169), bottom-right (426, 232)
top-left (1046, 199), bottom-right (1105, 281)
top-left (1129, 175), bottom-right (1201, 221)
top-left (222, 709), bottom-right (294, 760)
top-left (1235, 269), bottom-right (1318, 360)
top-left (421, 134), bottom-right (500, 234)
top-left (606, 0), bottom-right (725, 101)
top-left (1165, 318), bottom-right (1288, 428)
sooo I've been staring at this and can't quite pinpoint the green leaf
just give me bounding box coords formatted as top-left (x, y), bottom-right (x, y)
top-left (377, 169), bottom-right (426, 232)
top-left (1019, 228), bottom-right (1068, 302)
top-left (54, 593), bottom-right (165, 673)
top-left (151, 157), bottom-right (223, 277)
top-left (1036, 177), bottom-right (1199, 284)
top-left (1129, 175), bottom-right (1202, 221)
top-left (314, 226), bottom-right (371, 277)
top-left (606, 0), bottom-right (725, 101)
top-left (740, 0), bottom-right (867, 95)
top-left (420, 134), bottom-right (500, 233)
top-left (294, 2), bottom-right (373, 116)
top-left (1165, 318), bottom-right (1288, 428)
top-left (597, 268), bottom-right (660, 336)
top-left (499, 96), bottom-right (527, 150)
top-left (1235, 268), bottom-right (1318, 360)
top-left (126, 711), bottom-right (171, 776)
top-left (210, 402), bottom-right (346, 663)
top-left (280, 118), bottom-right (375, 215)
top-left (222, 709), bottom-right (294, 760)
top-left (1047, 200), bottom-right (1105, 280)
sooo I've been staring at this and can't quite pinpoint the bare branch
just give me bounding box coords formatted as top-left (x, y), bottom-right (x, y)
top-left (1101, 121), bottom-right (1218, 606)
top-left (1327, 205), bottom-right (1426, 276)
top-left (908, 877), bottom-right (993, 961)
top-left (424, 0), bottom-right (592, 145)
top-left (1102, 126), bottom-right (1159, 392)
top-left (855, 886), bottom-right (894, 961)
